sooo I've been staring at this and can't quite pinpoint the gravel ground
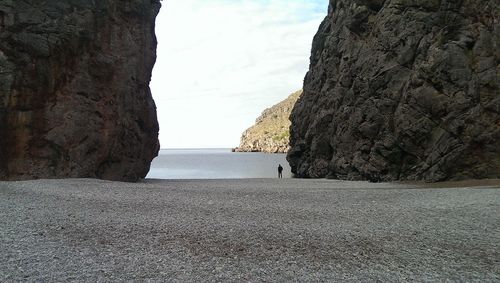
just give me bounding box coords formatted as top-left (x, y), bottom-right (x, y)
top-left (1, 178), bottom-right (499, 282)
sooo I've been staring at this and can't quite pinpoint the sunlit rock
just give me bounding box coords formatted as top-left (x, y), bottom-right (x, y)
top-left (236, 90), bottom-right (301, 153)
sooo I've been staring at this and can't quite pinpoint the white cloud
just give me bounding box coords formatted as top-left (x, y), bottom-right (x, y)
top-left (151, 0), bottom-right (328, 148)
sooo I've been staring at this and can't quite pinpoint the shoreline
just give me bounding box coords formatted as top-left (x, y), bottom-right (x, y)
top-left (2, 177), bottom-right (500, 189)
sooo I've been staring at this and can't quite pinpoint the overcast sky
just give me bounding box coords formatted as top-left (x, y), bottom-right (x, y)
top-left (151, 0), bottom-right (328, 148)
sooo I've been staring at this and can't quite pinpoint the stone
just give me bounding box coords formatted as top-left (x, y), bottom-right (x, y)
top-left (236, 90), bottom-right (301, 153)
top-left (288, 0), bottom-right (499, 181)
top-left (0, 0), bottom-right (161, 181)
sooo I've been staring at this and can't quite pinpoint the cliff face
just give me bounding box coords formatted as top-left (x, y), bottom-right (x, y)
top-left (288, 0), bottom-right (499, 181)
top-left (236, 90), bottom-right (301, 153)
top-left (0, 0), bottom-right (160, 181)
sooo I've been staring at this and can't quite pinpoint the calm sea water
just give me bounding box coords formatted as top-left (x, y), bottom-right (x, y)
top-left (147, 148), bottom-right (292, 179)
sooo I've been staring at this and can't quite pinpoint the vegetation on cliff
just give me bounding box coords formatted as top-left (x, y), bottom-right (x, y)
top-left (235, 90), bottom-right (301, 153)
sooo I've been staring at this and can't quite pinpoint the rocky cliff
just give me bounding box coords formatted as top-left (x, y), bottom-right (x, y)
top-left (236, 90), bottom-right (301, 153)
top-left (0, 1), bottom-right (160, 181)
top-left (288, 0), bottom-right (499, 181)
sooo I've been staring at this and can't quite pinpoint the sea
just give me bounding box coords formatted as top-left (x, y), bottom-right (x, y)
top-left (147, 148), bottom-right (292, 179)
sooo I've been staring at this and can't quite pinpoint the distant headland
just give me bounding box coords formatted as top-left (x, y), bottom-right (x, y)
top-left (233, 90), bottom-right (301, 153)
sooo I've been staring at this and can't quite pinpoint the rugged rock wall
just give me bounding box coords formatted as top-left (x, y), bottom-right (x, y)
top-left (0, 0), bottom-right (160, 181)
top-left (236, 90), bottom-right (301, 153)
top-left (288, 0), bottom-right (499, 181)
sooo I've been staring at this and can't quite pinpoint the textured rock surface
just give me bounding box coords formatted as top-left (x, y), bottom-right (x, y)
top-left (0, 0), bottom-right (160, 181)
top-left (288, 0), bottom-right (500, 181)
top-left (236, 90), bottom-right (301, 153)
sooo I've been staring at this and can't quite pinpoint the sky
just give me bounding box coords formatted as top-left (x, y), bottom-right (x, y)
top-left (151, 0), bottom-right (328, 148)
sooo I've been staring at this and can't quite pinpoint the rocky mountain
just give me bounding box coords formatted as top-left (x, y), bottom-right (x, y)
top-left (236, 90), bottom-right (301, 153)
top-left (0, 1), bottom-right (161, 181)
top-left (288, 0), bottom-right (499, 181)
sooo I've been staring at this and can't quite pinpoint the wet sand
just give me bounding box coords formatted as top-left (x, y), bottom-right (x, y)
top-left (1, 178), bottom-right (499, 281)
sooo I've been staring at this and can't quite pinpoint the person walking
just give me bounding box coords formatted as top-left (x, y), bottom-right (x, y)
top-left (278, 164), bottom-right (283, 179)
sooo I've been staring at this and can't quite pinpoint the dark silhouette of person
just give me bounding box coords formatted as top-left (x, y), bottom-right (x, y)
top-left (278, 164), bottom-right (283, 178)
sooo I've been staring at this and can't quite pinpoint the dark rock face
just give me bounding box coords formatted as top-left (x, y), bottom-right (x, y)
top-left (288, 0), bottom-right (499, 181)
top-left (0, 0), bottom-right (160, 181)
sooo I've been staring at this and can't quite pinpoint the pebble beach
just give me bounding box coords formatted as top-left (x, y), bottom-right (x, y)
top-left (1, 178), bottom-right (499, 282)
